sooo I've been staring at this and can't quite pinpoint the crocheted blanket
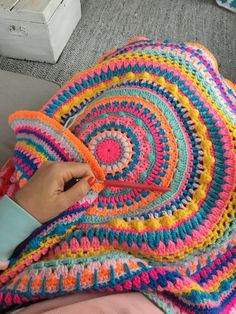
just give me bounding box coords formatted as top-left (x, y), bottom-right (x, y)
top-left (0, 37), bottom-right (236, 314)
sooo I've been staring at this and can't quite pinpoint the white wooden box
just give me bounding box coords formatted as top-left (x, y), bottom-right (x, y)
top-left (0, 0), bottom-right (81, 63)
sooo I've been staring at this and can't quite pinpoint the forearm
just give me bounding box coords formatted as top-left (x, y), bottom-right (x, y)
top-left (0, 195), bottom-right (41, 269)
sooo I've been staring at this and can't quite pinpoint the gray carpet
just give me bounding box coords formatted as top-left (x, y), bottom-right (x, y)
top-left (0, 0), bottom-right (235, 85)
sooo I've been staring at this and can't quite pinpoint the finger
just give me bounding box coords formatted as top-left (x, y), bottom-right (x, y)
top-left (37, 160), bottom-right (54, 174)
top-left (58, 162), bottom-right (95, 182)
top-left (60, 175), bottom-right (92, 209)
top-left (41, 160), bottom-right (54, 168)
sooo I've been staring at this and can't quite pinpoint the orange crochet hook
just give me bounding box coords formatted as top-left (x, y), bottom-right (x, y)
top-left (96, 179), bottom-right (169, 192)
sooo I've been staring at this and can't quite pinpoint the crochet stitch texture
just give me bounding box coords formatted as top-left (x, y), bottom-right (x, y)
top-left (0, 37), bottom-right (236, 313)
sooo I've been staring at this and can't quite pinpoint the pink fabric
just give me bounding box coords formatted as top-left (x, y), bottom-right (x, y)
top-left (13, 292), bottom-right (164, 314)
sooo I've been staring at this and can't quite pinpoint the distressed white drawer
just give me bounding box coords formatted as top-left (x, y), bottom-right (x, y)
top-left (0, 0), bottom-right (81, 63)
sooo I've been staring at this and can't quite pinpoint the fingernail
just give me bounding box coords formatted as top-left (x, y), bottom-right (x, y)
top-left (88, 177), bottom-right (96, 187)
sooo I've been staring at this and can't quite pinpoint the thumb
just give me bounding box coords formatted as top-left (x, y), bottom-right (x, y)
top-left (60, 176), bottom-right (93, 210)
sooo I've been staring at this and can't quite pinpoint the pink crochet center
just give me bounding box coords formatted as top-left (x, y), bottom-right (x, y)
top-left (96, 138), bottom-right (122, 164)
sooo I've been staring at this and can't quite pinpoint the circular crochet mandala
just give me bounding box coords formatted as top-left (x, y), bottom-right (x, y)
top-left (72, 95), bottom-right (178, 220)
top-left (65, 70), bottom-right (235, 226)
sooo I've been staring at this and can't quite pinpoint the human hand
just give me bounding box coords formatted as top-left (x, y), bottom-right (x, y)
top-left (13, 161), bottom-right (96, 223)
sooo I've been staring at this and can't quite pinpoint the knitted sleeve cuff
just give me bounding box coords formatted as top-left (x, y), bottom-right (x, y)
top-left (0, 195), bottom-right (41, 267)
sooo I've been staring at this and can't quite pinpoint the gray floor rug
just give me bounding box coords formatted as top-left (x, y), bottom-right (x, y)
top-left (0, 0), bottom-right (235, 85)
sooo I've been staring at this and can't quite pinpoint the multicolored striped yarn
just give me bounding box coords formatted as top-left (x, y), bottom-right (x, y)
top-left (216, 0), bottom-right (236, 12)
top-left (0, 37), bottom-right (236, 313)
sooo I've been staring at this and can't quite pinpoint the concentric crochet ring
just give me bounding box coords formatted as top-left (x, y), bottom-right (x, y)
top-left (72, 95), bottom-right (177, 218)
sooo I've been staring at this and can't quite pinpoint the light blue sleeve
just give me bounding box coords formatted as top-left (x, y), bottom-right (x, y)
top-left (0, 195), bottom-right (41, 262)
